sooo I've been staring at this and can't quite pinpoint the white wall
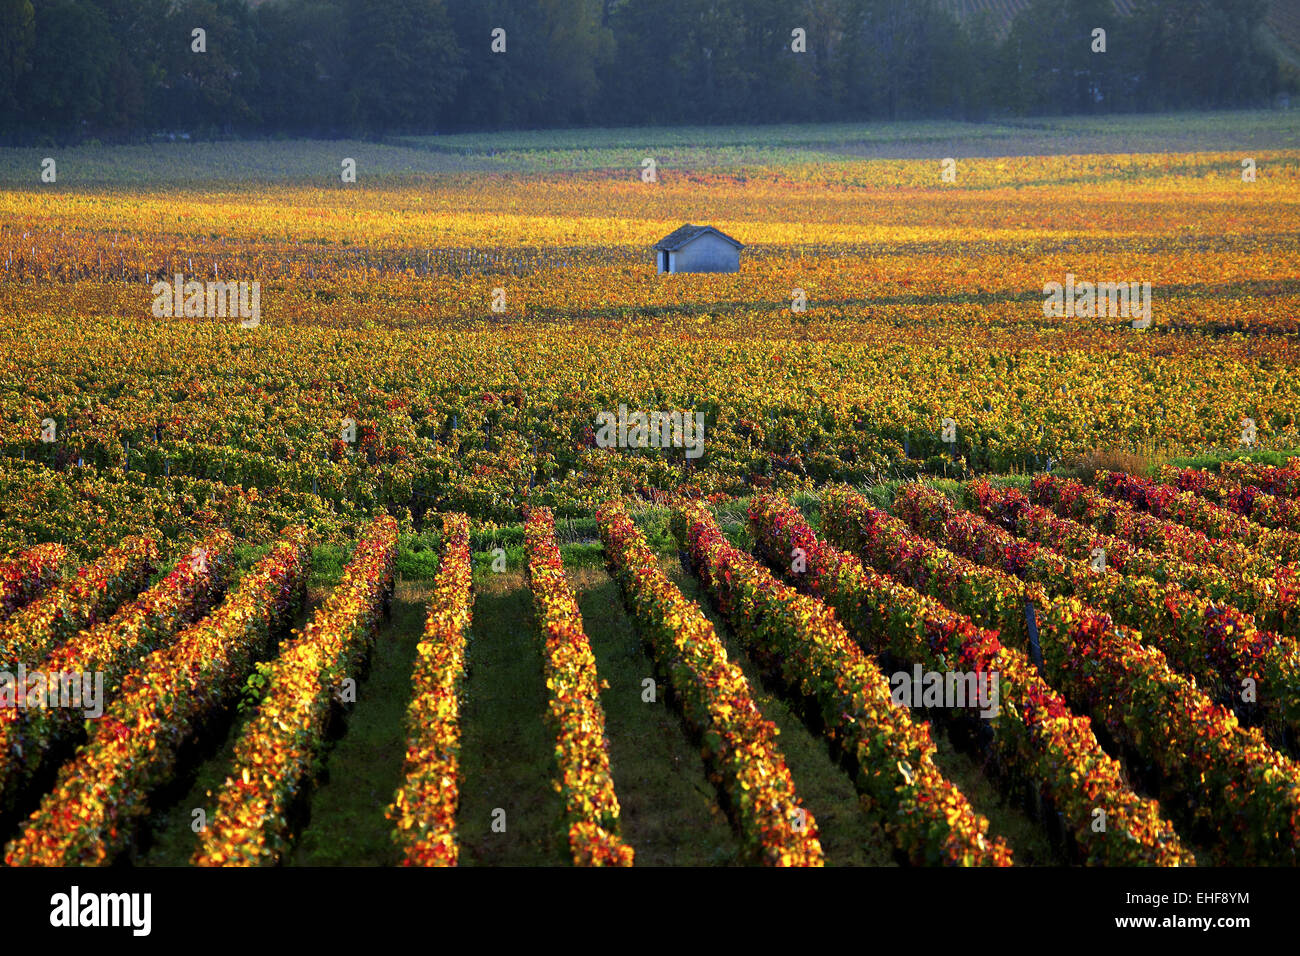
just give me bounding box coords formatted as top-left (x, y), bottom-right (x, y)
top-left (665, 234), bottom-right (740, 273)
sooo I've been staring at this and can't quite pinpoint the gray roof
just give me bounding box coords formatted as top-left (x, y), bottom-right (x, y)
top-left (653, 224), bottom-right (744, 252)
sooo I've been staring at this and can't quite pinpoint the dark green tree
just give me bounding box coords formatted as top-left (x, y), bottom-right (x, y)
top-left (255, 0), bottom-right (348, 134)
top-left (446, 0), bottom-right (611, 129)
top-left (19, 0), bottom-right (115, 130)
top-left (161, 0), bottom-right (262, 132)
top-left (0, 0), bottom-right (35, 120)
top-left (344, 0), bottom-right (464, 134)
top-left (1128, 0), bottom-right (1274, 109)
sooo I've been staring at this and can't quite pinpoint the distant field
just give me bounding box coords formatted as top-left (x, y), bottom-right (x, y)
top-left (392, 119), bottom-right (1030, 151)
top-left (2, 110), bottom-right (1297, 185)
top-left (2, 115), bottom-right (1298, 543)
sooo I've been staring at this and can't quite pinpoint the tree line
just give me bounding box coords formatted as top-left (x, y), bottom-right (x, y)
top-left (0, 0), bottom-right (1289, 141)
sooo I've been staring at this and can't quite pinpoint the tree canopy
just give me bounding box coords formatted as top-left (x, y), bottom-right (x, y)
top-left (1, 0), bottom-right (1289, 140)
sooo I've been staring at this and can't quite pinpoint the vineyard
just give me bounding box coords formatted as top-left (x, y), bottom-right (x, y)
top-left (1, 114), bottom-right (1299, 866)
top-left (2, 463), bottom-right (1300, 865)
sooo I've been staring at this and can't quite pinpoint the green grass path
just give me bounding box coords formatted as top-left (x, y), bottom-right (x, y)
top-left (454, 571), bottom-right (568, 865)
top-left (571, 565), bottom-right (740, 866)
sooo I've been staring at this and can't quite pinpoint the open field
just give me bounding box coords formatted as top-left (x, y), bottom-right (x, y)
top-left (1, 113), bottom-right (1300, 866)
top-left (4, 111), bottom-right (1299, 184)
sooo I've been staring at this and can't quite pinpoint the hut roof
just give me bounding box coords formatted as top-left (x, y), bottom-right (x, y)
top-left (653, 224), bottom-right (744, 251)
